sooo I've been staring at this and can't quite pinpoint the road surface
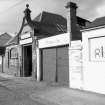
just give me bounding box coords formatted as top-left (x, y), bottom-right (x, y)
top-left (0, 76), bottom-right (47, 105)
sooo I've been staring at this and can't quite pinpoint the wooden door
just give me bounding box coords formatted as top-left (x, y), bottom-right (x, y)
top-left (57, 46), bottom-right (69, 86)
top-left (42, 48), bottom-right (56, 82)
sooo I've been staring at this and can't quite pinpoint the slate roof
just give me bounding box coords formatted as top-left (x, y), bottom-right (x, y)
top-left (33, 11), bottom-right (67, 36)
top-left (84, 16), bottom-right (105, 29)
top-left (0, 33), bottom-right (12, 47)
top-left (6, 34), bottom-right (18, 46)
top-left (33, 11), bottom-right (90, 38)
top-left (34, 11), bottom-right (67, 26)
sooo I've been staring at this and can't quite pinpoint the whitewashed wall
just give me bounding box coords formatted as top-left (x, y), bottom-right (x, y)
top-left (69, 43), bottom-right (83, 89)
top-left (82, 27), bottom-right (105, 94)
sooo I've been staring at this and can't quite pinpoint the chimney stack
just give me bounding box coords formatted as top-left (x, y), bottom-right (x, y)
top-left (66, 2), bottom-right (81, 40)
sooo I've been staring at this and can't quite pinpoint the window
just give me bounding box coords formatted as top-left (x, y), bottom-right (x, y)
top-left (10, 48), bottom-right (18, 59)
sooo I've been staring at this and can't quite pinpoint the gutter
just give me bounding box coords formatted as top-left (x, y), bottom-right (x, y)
top-left (81, 25), bottom-right (105, 32)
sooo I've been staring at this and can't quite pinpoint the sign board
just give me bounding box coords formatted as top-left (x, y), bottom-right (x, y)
top-left (21, 32), bottom-right (31, 39)
top-left (89, 36), bottom-right (105, 61)
top-left (39, 33), bottom-right (69, 48)
top-left (20, 38), bottom-right (32, 45)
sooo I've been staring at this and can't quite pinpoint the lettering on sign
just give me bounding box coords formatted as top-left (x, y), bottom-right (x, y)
top-left (89, 37), bottom-right (105, 61)
top-left (95, 46), bottom-right (105, 58)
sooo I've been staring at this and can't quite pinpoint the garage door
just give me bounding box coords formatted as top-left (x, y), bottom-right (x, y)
top-left (42, 46), bottom-right (69, 85)
top-left (57, 46), bottom-right (69, 86)
top-left (42, 48), bottom-right (56, 82)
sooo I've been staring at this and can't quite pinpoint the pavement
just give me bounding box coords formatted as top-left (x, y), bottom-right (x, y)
top-left (0, 72), bottom-right (105, 105)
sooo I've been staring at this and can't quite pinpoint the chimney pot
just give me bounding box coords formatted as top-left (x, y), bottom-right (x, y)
top-left (65, 2), bottom-right (78, 9)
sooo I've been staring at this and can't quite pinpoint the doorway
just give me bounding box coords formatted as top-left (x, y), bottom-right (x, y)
top-left (23, 45), bottom-right (32, 77)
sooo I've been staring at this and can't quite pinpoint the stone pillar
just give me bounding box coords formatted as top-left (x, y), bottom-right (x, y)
top-left (31, 30), bottom-right (38, 80)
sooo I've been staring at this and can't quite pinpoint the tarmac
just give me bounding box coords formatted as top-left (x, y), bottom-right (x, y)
top-left (0, 73), bottom-right (105, 105)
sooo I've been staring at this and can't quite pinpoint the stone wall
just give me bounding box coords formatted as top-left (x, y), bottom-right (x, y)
top-left (4, 45), bottom-right (20, 76)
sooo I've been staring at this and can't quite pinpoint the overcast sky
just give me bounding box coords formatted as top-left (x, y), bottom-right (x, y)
top-left (0, 0), bottom-right (105, 34)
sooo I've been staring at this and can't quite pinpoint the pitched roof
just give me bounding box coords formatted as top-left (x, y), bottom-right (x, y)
top-left (0, 33), bottom-right (12, 47)
top-left (6, 34), bottom-right (18, 46)
top-left (34, 11), bottom-right (67, 26)
top-left (33, 11), bottom-right (67, 36)
top-left (33, 11), bottom-right (90, 38)
top-left (84, 16), bottom-right (105, 29)
top-left (18, 11), bottom-right (90, 40)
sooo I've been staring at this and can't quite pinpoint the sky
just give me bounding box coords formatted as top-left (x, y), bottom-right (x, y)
top-left (0, 0), bottom-right (105, 34)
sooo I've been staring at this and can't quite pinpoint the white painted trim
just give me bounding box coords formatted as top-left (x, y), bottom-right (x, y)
top-left (20, 38), bottom-right (32, 45)
top-left (39, 33), bottom-right (69, 48)
top-left (82, 27), bottom-right (105, 38)
top-left (81, 25), bottom-right (105, 32)
top-left (21, 32), bottom-right (31, 39)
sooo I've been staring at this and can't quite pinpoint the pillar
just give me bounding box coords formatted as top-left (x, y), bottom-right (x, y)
top-left (65, 2), bottom-right (78, 87)
top-left (31, 30), bottom-right (38, 80)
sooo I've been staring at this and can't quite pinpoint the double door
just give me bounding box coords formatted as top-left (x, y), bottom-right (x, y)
top-left (42, 46), bottom-right (69, 86)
